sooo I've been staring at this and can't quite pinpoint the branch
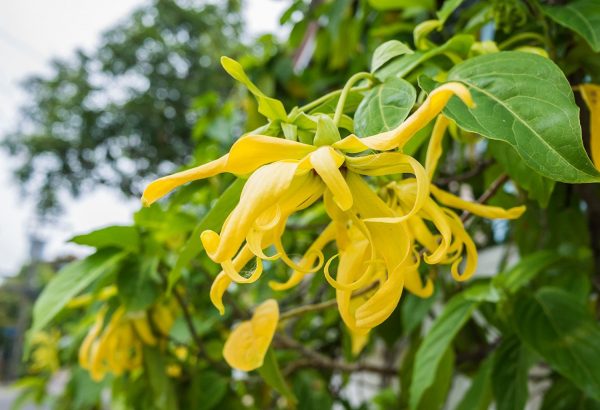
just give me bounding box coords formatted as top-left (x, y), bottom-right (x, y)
top-left (460, 173), bottom-right (510, 223)
top-left (435, 159), bottom-right (494, 186)
top-left (274, 334), bottom-right (397, 376)
top-left (279, 281), bottom-right (379, 321)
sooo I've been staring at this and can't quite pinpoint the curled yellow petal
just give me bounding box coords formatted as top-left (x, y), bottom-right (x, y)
top-left (347, 153), bottom-right (429, 224)
top-left (210, 245), bottom-right (256, 314)
top-left (201, 161), bottom-right (299, 263)
top-left (223, 299), bottom-right (279, 371)
top-left (334, 82), bottom-right (473, 153)
top-left (269, 222), bottom-right (337, 291)
top-left (430, 185), bottom-right (526, 219)
top-left (309, 146), bottom-right (352, 211)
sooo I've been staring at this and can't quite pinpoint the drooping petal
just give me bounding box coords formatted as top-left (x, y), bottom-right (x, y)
top-left (201, 161), bottom-right (299, 263)
top-left (142, 155), bottom-right (229, 206)
top-left (310, 146), bottom-right (353, 211)
top-left (444, 210), bottom-right (478, 281)
top-left (430, 185), bottom-right (526, 219)
top-left (142, 135), bottom-right (315, 206)
top-left (210, 245), bottom-right (257, 314)
top-left (425, 115), bottom-right (450, 179)
top-left (333, 82), bottom-right (473, 153)
top-left (223, 299), bottom-right (279, 371)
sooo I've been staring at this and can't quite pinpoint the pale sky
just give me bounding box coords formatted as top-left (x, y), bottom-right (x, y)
top-left (0, 0), bottom-right (287, 276)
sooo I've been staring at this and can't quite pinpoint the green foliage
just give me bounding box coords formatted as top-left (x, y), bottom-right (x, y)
top-left (14, 0), bottom-right (600, 409)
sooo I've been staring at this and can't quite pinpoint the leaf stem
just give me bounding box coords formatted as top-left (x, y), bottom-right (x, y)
top-left (333, 72), bottom-right (374, 126)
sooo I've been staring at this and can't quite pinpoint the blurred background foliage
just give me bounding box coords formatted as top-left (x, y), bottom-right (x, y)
top-left (2, 0), bottom-right (600, 409)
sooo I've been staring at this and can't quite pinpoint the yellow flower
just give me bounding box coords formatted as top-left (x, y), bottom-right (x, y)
top-left (143, 83), bottom-right (473, 315)
top-left (223, 299), bottom-right (279, 371)
top-left (30, 330), bottom-right (61, 373)
top-left (577, 84), bottom-right (600, 169)
top-left (79, 304), bottom-right (174, 381)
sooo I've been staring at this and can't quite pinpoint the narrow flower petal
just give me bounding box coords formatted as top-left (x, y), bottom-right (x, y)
top-left (142, 154), bottom-right (229, 206)
top-left (201, 161), bottom-right (299, 262)
top-left (223, 299), bottom-right (279, 371)
top-left (334, 82), bottom-right (473, 153)
top-left (269, 223), bottom-right (337, 291)
top-left (425, 115), bottom-right (450, 179)
top-left (210, 245), bottom-right (257, 314)
top-left (142, 135), bottom-right (315, 206)
top-left (430, 185), bottom-right (526, 219)
top-left (578, 84), bottom-right (600, 169)
top-left (310, 146), bottom-right (353, 211)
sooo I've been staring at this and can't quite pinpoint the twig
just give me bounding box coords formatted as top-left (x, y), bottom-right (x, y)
top-left (279, 281), bottom-right (379, 321)
top-left (274, 334), bottom-right (396, 376)
top-left (435, 159), bottom-right (494, 186)
top-left (460, 173), bottom-right (510, 223)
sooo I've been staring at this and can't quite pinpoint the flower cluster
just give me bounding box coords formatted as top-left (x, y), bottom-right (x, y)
top-left (79, 304), bottom-right (174, 381)
top-left (143, 82), bottom-right (525, 371)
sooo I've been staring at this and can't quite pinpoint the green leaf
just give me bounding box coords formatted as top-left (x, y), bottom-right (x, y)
top-left (31, 248), bottom-right (126, 333)
top-left (257, 349), bottom-right (297, 405)
top-left (220, 56), bottom-right (287, 121)
top-left (409, 295), bottom-right (478, 410)
top-left (117, 255), bottom-right (159, 311)
top-left (188, 370), bottom-right (228, 410)
top-left (542, 0), bottom-right (600, 52)
top-left (144, 347), bottom-right (178, 410)
top-left (445, 51), bottom-right (600, 183)
top-left (491, 336), bottom-right (531, 410)
top-left (488, 140), bottom-right (555, 207)
top-left (493, 250), bottom-right (563, 295)
top-left (417, 348), bottom-right (454, 410)
top-left (70, 225), bottom-right (139, 251)
top-left (541, 377), bottom-right (600, 410)
top-left (167, 179), bottom-right (244, 290)
top-left (354, 78), bottom-right (416, 137)
top-left (437, 0), bottom-right (465, 23)
top-left (514, 287), bottom-right (600, 401)
top-left (455, 353), bottom-right (494, 410)
top-left (401, 287), bottom-right (438, 335)
top-left (371, 40), bottom-right (413, 73)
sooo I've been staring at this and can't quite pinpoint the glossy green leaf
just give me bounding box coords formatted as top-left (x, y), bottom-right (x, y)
top-left (144, 347), bottom-right (178, 410)
top-left (401, 287), bottom-right (439, 335)
top-left (371, 40), bottom-right (413, 73)
top-left (543, 0), bottom-right (600, 52)
top-left (167, 178), bottom-right (244, 290)
top-left (417, 348), bottom-right (454, 410)
top-left (117, 255), bottom-right (159, 311)
top-left (455, 353), bottom-right (494, 410)
top-left (493, 250), bottom-right (563, 294)
top-left (514, 287), bottom-right (600, 401)
top-left (220, 56), bottom-right (287, 121)
top-left (488, 140), bottom-right (555, 207)
top-left (257, 349), bottom-right (297, 405)
top-left (492, 336), bottom-right (531, 410)
top-left (69, 225), bottom-right (139, 251)
top-left (445, 51), bottom-right (600, 183)
top-left (409, 296), bottom-right (478, 410)
top-left (31, 248), bottom-right (126, 333)
top-left (354, 78), bottom-right (416, 137)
